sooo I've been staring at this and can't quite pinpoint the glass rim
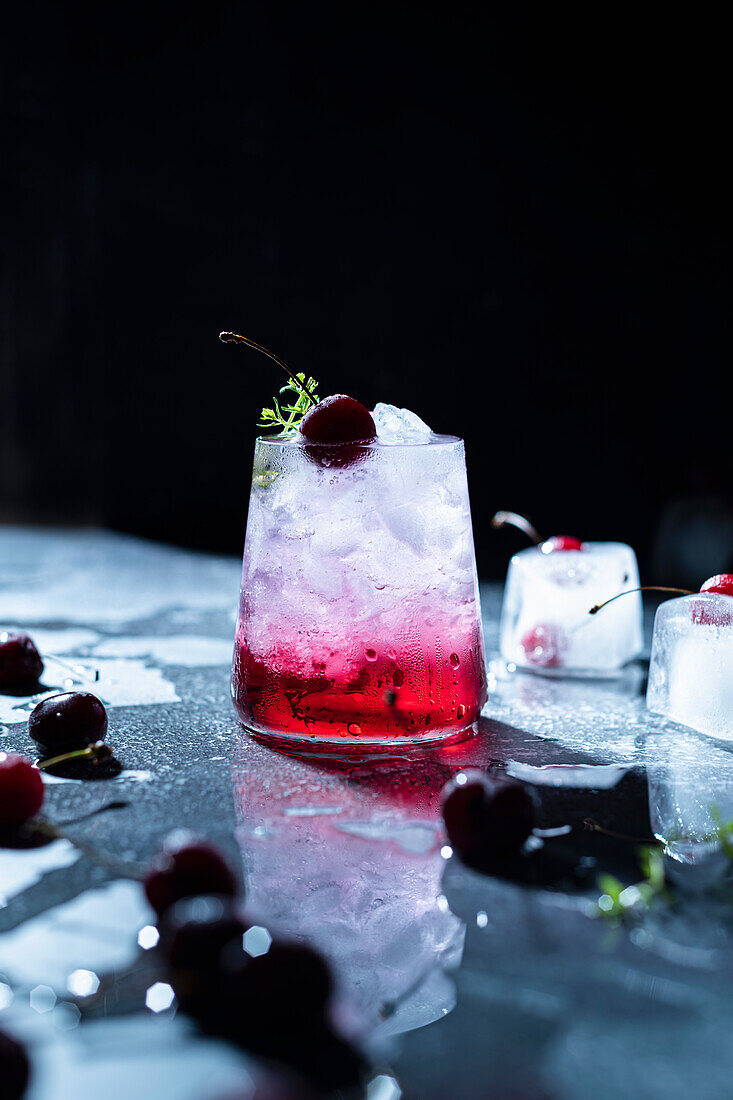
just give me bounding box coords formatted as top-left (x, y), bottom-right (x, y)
top-left (255, 432), bottom-right (463, 448)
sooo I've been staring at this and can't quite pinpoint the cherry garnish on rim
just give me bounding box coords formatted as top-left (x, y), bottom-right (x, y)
top-left (299, 395), bottom-right (375, 444)
top-left (144, 831), bottom-right (239, 917)
top-left (300, 394), bottom-right (376, 468)
top-left (219, 329), bottom-right (375, 466)
top-left (29, 691), bottom-right (107, 755)
top-left (0, 632), bottom-right (44, 691)
top-left (0, 752), bottom-right (44, 825)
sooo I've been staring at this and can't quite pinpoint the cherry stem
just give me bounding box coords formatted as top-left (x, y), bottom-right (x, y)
top-left (491, 511), bottom-right (543, 546)
top-left (583, 817), bottom-right (656, 845)
top-left (35, 741), bottom-right (110, 772)
top-left (589, 586), bottom-right (693, 616)
top-left (219, 331), bottom-right (315, 405)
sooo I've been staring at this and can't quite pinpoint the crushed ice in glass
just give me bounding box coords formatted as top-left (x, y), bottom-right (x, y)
top-left (371, 402), bottom-right (433, 442)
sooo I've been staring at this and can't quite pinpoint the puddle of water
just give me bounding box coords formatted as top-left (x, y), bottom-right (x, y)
top-left (0, 841), bottom-right (80, 907)
top-left (0, 880), bottom-right (152, 987)
top-left (41, 770), bottom-right (153, 786)
top-left (0, 658), bottom-right (179, 724)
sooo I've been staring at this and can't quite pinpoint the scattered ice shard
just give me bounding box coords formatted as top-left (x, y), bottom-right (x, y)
top-left (499, 542), bottom-right (643, 675)
top-left (371, 403), bottom-right (432, 442)
top-left (646, 592), bottom-right (733, 741)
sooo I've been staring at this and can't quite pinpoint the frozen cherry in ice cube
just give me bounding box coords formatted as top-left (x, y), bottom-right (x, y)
top-left (0, 632), bottom-right (43, 691)
top-left (540, 535), bottom-right (585, 553)
top-left (441, 772), bottom-right (536, 863)
top-left (144, 832), bottom-right (238, 917)
top-left (519, 623), bottom-right (566, 668)
top-left (0, 752), bottom-right (44, 825)
top-left (29, 691), bottom-right (107, 755)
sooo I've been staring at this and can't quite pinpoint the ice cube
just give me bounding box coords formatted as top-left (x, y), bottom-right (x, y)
top-left (499, 542), bottom-right (643, 674)
top-left (371, 402), bottom-right (432, 442)
top-left (647, 593), bottom-right (733, 740)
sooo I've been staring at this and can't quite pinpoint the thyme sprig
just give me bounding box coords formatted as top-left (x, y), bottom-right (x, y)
top-left (258, 374), bottom-right (320, 435)
top-left (595, 845), bottom-right (668, 924)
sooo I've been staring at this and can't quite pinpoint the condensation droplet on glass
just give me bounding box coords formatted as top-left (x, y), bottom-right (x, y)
top-left (347, 723), bottom-right (361, 736)
top-left (365, 648), bottom-right (377, 662)
top-left (450, 653), bottom-right (460, 668)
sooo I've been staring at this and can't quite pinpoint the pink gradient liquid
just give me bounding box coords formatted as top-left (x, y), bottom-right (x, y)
top-left (232, 616), bottom-right (486, 744)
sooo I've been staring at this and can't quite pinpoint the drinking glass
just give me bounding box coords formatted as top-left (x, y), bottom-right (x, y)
top-left (232, 434), bottom-right (487, 747)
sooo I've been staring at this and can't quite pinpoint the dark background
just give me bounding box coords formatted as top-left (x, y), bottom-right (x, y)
top-left (2, 3), bottom-right (731, 584)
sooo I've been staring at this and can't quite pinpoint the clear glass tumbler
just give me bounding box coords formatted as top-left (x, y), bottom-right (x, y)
top-left (232, 433), bottom-right (487, 747)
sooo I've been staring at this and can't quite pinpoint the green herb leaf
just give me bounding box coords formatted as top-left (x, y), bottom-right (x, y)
top-left (258, 373), bottom-right (320, 435)
top-left (595, 844), bottom-right (668, 924)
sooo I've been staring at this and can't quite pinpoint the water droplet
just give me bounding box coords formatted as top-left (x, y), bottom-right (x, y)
top-left (450, 653), bottom-right (460, 668)
top-left (365, 648), bottom-right (377, 662)
top-left (347, 723), bottom-right (362, 736)
top-left (457, 704), bottom-right (466, 719)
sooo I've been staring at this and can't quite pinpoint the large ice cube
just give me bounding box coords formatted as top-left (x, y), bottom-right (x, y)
top-left (499, 542), bottom-right (643, 674)
top-left (371, 402), bottom-right (432, 442)
top-left (647, 593), bottom-right (733, 740)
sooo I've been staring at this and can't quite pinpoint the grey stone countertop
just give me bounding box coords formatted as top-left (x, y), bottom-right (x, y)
top-left (2, 526), bottom-right (733, 1100)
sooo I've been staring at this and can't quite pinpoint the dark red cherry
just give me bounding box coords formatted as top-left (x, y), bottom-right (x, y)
top-left (300, 395), bottom-right (376, 444)
top-left (29, 691), bottom-right (107, 755)
top-left (519, 624), bottom-right (566, 668)
top-left (0, 632), bottom-right (43, 691)
top-left (214, 940), bottom-right (336, 1051)
top-left (441, 772), bottom-right (537, 863)
top-left (144, 832), bottom-right (238, 917)
top-left (0, 753), bottom-right (44, 825)
top-left (700, 574), bottom-right (733, 597)
top-left (540, 535), bottom-right (585, 553)
top-left (159, 894), bottom-right (247, 973)
top-left (0, 1030), bottom-right (30, 1100)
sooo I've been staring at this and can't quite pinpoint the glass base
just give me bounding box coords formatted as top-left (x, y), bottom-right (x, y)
top-left (240, 721), bottom-right (478, 756)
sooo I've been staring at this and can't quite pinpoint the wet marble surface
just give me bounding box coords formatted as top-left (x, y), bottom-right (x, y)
top-left (2, 526), bottom-right (733, 1099)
